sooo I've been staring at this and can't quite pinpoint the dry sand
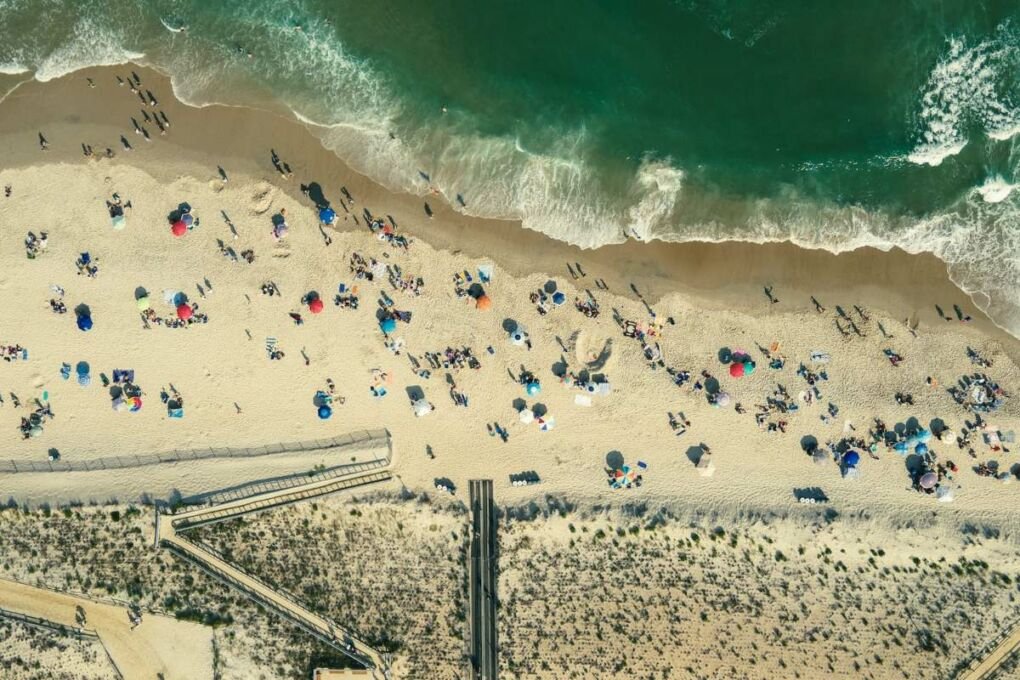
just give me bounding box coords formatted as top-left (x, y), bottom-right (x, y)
top-left (0, 577), bottom-right (213, 679)
top-left (0, 64), bottom-right (1018, 679)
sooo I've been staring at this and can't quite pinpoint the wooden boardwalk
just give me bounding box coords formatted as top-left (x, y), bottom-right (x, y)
top-left (958, 619), bottom-right (1020, 680)
top-left (156, 465), bottom-right (394, 676)
top-left (467, 479), bottom-right (498, 680)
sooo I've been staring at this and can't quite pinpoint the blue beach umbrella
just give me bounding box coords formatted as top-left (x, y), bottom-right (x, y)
top-left (843, 450), bottom-right (860, 467)
top-left (526, 382), bottom-right (541, 396)
top-left (916, 429), bottom-right (932, 443)
top-left (77, 315), bottom-right (93, 331)
top-left (915, 442), bottom-right (929, 455)
top-left (319, 207), bottom-right (336, 224)
top-left (318, 405), bottom-right (332, 420)
top-left (380, 318), bottom-right (397, 334)
top-left (893, 441), bottom-right (908, 454)
top-left (552, 291), bottom-right (566, 305)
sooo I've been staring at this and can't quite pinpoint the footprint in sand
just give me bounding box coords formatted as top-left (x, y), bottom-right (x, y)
top-left (249, 182), bottom-right (275, 215)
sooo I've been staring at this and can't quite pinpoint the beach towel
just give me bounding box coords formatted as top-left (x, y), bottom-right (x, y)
top-left (168, 408), bottom-right (184, 419)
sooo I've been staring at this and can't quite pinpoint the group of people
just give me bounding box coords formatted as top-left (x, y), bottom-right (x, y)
top-left (24, 231), bottom-right (48, 259)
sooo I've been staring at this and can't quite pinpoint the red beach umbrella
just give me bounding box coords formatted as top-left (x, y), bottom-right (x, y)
top-left (308, 298), bottom-right (324, 314)
top-left (177, 303), bottom-right (193, 320)
top-left (729, 361), bottom-right (745, 378)
top-left (171, 221), bottom-right (187, 237)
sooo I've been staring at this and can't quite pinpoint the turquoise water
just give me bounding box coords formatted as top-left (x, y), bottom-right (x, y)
top-left (1, 0), bottom-right (1019, 331)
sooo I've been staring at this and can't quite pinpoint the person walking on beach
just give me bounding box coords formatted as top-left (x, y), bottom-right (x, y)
top-left (38, 132), bottom-right (49, 151)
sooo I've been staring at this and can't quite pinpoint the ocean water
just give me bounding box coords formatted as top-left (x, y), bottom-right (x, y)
top-left (1, 0), bottom-right (1019, 333)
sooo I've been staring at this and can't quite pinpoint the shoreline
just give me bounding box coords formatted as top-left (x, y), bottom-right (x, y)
top-left (0, 64), bottom-right (1017, 539)
top-left (0, 64), bottom-right (1015, 353)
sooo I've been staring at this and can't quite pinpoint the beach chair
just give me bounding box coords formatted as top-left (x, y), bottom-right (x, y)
top-left (60, 363), bottom-right (71, 380)
top-left (265, 337), bottom-right (278, 357)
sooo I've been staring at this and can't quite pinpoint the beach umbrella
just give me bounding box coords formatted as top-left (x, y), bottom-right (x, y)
top-left (308, 298), bottom-right (324, 314)
top-left (552, 291), bottom-right (566, 305)
top-left (112, 397), bottom-right (127, 412)
top-left (716, 392), bottom-right (731, 407)
top-left (915, 443), bottom-right (928, 455)
top-left (935, 485), bottom-right (954, 502)
top-left (29, 425), bottom-right (43, 438)
top-left (379, 318), bottom-right (397, 334)
top-left (319, 207), bottom-right (336, 224)
top-left (176, 303), bottom-right (193, 320)
top-left (718, 347), bottom-right (733, 364)
top-left (893, 441), bottom-right (909, 455)
top-left (729, 362), bottom-right (745, 378)
top-left (76, 315), bottom-right (93, 331)
top-left (136, 296), bottom-right (150, 311)
top-left (318, 404), bottom-right (332, 420)
top-left (181, 213), bottom-right (194, 227)
top-left (843, 450), bottom-right (860, 467)
top-left (509, 330), bottom-right (526, 346)
top-left (916, 429), bottom-right (932, 443)
top-left (938, 428), bottom-right (955, 442)
top-left (519, 409), bottom-right (535, 424)
top-left (111, 213), bottom-right (126, 230)
top-left (812, 449), bottom-right (829, 466)
top-left (475, 294), bottom-right (492, 310)
top-left (171, 221), bottom-right (187, 236)
top-left (129, 397), bottom-right (143, 412)
top-left (539, 416), bottom-right (556, 431)
top-left (743, 360), bottom-right (756, 376)
top-left (919, 472), bottom-right (937, 490)
top-left (526, 382), bottom-right (541, 396)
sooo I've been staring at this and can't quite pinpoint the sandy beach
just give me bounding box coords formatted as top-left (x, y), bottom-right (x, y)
top-left (0, 65), bottom-right (1018, 678)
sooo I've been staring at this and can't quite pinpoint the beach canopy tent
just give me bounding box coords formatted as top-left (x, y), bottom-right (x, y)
top-left (171, 221), bottom-right (187, 236)
top-left (475, 294), bottom-right (492, 311)
top-left (412, 399), bottom-right (433, 417)
top-left (696, 454), bottom-right (715, 477)
top-left (919, 471), bottom-right (938, 489)
top-left (380, 317), bottom-right (397, 334)
top-left (308, 298), bottom-right (324, 314)
top-left (177, 303), bottom-right (193, 320)
top-left (319, 207), bottom-right (336, 224)
top-left (77, 315), bottom-right (93, 331)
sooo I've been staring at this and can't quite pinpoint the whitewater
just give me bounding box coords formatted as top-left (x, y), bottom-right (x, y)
top-left (0, 1), bottom-right (1018, 337)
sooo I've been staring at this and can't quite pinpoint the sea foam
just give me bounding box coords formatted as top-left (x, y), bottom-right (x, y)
top-left (908, 28), bottom-right (1019, 166)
